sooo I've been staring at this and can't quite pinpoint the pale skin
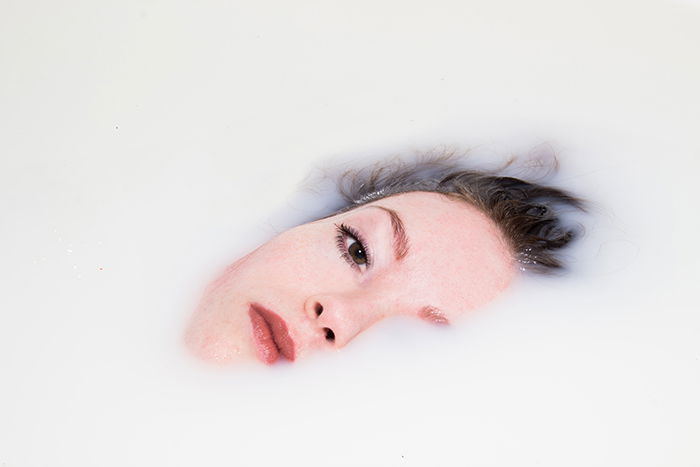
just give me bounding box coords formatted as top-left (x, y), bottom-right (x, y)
top-left (185, 191), bottom-right (517, 365)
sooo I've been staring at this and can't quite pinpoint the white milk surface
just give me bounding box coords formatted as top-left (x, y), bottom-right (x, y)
top-left (1, 1), bottom-right (699, 466)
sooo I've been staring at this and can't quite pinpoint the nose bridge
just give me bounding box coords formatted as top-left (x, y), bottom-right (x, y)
top-left (305, 291), bottom-right (384, 347)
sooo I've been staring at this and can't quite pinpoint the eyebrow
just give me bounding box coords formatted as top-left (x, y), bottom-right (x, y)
top-left (367, 205), bottom-right (410, 261)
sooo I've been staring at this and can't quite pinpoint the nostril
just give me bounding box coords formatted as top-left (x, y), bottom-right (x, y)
top-left (315, 303), bottom-right (323, 317)
top-left (323, 327), bottom-right (335, 343)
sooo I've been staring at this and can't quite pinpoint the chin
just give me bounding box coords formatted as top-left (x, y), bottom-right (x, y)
top-left (184, 313), bottom-right (248, 365)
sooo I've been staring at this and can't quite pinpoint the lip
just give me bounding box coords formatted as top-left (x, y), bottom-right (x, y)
top-left (248, 303), bottom-right (296, 365)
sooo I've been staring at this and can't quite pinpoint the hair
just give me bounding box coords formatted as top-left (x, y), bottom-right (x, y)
top-left (324, 149), bottom-right (586, 274)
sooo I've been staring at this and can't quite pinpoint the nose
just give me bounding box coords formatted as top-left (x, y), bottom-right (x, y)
top-left (303, 294), bottom-right (384, 348)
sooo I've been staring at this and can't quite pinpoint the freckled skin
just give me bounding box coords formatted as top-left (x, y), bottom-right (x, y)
top-left (184, 192), bottom-right (516, 366)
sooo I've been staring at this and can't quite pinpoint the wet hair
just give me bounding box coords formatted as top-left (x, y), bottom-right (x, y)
top-left (325, 150), bottom-right (586, 273)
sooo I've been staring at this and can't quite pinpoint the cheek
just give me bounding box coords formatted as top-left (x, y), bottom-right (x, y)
top-left (243, 229), bottom-right (346, 291)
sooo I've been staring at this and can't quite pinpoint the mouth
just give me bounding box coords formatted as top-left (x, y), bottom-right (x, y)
top-left (248, 303), bottom-right (296, 365)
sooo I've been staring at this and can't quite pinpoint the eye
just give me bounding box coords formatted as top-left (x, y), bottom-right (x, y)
top-left (335, 223), bottom-right (372, 271)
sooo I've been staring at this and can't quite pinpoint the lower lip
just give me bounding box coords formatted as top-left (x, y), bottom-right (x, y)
top-left (248, 304), bottom-right (296, 364)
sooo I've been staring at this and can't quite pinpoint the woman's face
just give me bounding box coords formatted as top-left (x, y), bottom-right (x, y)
top-left (185, 191), bottom-right (516, 365)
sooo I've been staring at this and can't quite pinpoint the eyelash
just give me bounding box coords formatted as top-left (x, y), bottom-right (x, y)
top-left (334, 223), bottom-right (372, 271)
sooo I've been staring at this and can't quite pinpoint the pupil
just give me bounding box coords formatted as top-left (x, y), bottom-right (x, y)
top-left (349, 242), bottom-right (366, 264)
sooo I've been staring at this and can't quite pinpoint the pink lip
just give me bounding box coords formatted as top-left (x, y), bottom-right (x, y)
top-left (248, 303), bottom-right (296, 365)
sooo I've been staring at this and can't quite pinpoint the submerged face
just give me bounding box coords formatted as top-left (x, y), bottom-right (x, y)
top-left (185, 191), bottom-right (516, 366)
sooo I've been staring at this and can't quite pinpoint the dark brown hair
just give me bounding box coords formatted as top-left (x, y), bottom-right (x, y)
top-left (326, 150), bottom-right (586, 273)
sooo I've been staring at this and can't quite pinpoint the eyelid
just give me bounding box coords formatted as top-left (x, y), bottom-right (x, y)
top-left (334, 223), bottom-right (373, 272)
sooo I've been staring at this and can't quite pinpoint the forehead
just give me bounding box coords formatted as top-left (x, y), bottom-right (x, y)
top-left (360, 192), bottom-right (516, 314)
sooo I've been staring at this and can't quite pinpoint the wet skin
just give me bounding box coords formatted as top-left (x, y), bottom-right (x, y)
top-left (185, 191), bottom-right (516, 365)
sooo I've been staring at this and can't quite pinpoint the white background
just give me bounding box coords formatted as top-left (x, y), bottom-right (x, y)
top-left (1, 1), bottom-right (699, 466)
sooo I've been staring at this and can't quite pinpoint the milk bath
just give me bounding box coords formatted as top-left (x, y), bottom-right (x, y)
top-left (1, 1), bottom-right (699, 466)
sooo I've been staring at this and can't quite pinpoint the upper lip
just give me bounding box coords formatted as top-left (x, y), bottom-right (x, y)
top-left (248, 303), bottom-right (296, 364)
